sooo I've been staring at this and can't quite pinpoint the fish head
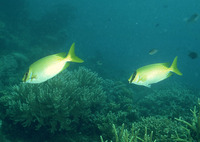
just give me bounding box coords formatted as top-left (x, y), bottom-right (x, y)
top-left (22, 69), bottom-right (37, 83)
top-left (128, 71), bottom-right (150, 87)
top-left (128, 71), bottom-right (137, 83)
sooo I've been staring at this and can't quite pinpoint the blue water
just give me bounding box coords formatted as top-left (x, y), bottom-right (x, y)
top-left (0, 0), bottom-right (200, 141)
top-left (28, 0), bottom-right (200, 88)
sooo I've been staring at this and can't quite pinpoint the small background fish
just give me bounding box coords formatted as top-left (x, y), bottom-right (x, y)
top-left (149, 49), bottom-right (158, 55)
top-left (185, 13), bottom-right (199, 22)
top-left (188, 51), bottom-right (198, 59)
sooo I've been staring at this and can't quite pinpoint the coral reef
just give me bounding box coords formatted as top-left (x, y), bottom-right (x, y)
top-left (0, 66), bottom-right (139, 141)
top-left (100, 123), bottom-right (155, 142)
top-left (134, 84), bottom-right (199, 119)
top-left (98, 82), bottom-right (199, 142)
top-left (0, 53), bottom-right (29, 89)
top-left (173, 98), bottom-right (200, 141)
top-left (93, 80), bottom-right (138, 140)
top-left (0, 63), bottom-right (199, 142)
top-left (133, 116), bottom-right (186, 141)
top-left (0, 67), bottom-right (106, 141)
top-left (100, 116), bottom-right (186, 142)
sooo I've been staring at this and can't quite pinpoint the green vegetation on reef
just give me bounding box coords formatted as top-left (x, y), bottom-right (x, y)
top-left (0, 67), bottom-right (103, 135)
top-left (100, 98), bottom-right (200, 142)
top-left (0, 53), bottom-right (29, 88)
top-left (134, 84), bottom-right (199, 119)
top-left (0, 66), bottom-right (200, 142)
top-left (0, 67), bottom-right (136, 141)
top-left (100, 123), bottom-right (155, 142)
top-left (173, 99), bottom-right (200, 142)
top-left (0, 1), bottom-right (200, 142)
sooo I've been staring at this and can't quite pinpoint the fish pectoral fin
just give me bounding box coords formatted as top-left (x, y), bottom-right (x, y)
top-left (31, 74), bottom-right (37, 80)
top-left (138, 76), bottom-right (150, 88)
top-left (138, 75), bottom-right (147, 82)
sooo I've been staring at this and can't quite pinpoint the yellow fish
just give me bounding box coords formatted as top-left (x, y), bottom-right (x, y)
top-left (128, 56), bottom-right (182, 87)
top-left (22, 43), bottom-right (83, 83)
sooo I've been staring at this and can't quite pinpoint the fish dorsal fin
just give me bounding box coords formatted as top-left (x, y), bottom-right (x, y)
top-left (55, 52), bottom-right (67, 58)
top-left (161, 62), bottom-right (170, 68)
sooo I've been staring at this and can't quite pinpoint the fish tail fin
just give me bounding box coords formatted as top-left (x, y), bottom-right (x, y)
top-left (65, 43), bottom-right (84, 63)
top-left (170, 56), bottom-right (182, 76)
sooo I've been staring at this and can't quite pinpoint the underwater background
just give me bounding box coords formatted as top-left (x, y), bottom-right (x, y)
top-left (0, 0), bottom-right (200, 141)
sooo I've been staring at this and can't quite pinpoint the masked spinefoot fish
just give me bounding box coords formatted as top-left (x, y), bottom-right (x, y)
top-left (22, 43), bottom-right (84, 83)
top-left (128, 56), bottom-right (182, 87)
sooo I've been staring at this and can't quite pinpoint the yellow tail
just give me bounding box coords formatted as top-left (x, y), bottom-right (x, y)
top-left (170, 56), bottom-right (182, 76)
top-left (65, 43), bottom-right (84, 63)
